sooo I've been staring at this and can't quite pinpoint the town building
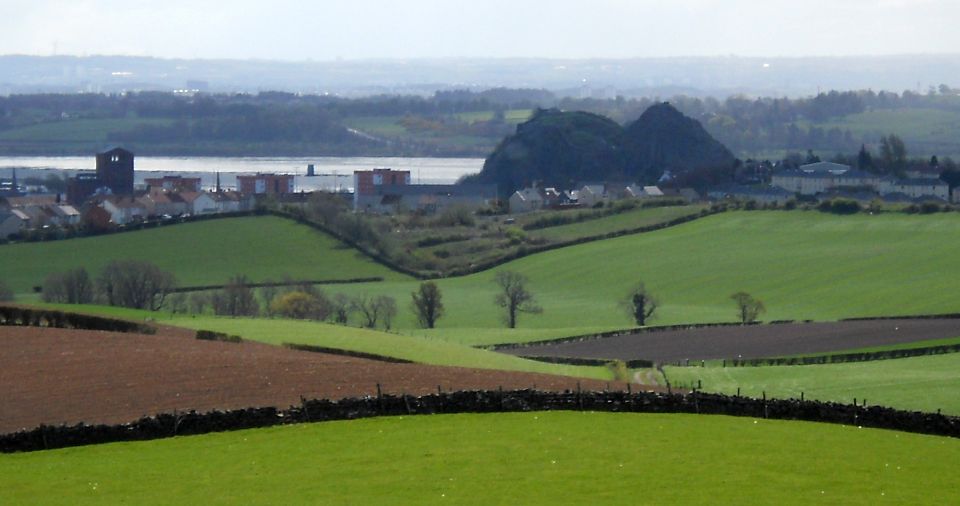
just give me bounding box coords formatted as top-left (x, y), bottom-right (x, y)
top-left (145, 175), bottom-right (202, 193)
top-left (352, 169), bottom-right (411, 209)
top-left (236, 173), bottom-right (295, 196)
top-left (66, 147), bottom-right (136, 204)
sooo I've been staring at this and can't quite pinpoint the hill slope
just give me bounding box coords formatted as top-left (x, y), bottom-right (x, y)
top-left (0, 216), bottom-right (410, 294)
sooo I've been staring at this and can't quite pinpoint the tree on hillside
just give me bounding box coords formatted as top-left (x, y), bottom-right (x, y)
top-left (621, 282), bottom-right (658, 326)
top-left (730, 292), bottom-right (765, 324)
top-left (880, 134), bottom-right (907, 174)
top-left (211, 275), bottom-right (259, 316)
top-left (330, 293), bottom-right (352, 324)
top-left (42, 267), bottom-right (94, 304)
top-left (857, 144), bottom-right (875, 172)
top-left (353, 293), bottom-right (397, 329)
top-left (493, 271), bottom-right (542, 328)
top-left (97, 260), bottom-right (176, 311)
top-left (411, 281), bottom-right (445, 329)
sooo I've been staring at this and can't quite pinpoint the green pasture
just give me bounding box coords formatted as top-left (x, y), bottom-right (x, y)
top-left (0, 118), bottom-right (175, 144)
top-left (0, 216), bottom-right (410, 295)
top-left (15, 210), bottom-right (960, 346)
top-left (1, 412), bottom-right (956, 505)
top-left (664, 352), bottom-right (960, 415)
top-left (163, 315), bottom-right (613, 380)
top-left (330, 210), bottom-right (960, 344)
top-left (525, 204), bottom-right (706, 241)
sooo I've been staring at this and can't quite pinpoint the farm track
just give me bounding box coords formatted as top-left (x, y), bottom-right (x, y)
top-left (502, 318), bottom-right (960, 363)
top-left (0, 326), bottom-right (637, 433)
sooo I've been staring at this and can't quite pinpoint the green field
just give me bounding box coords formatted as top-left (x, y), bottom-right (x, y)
top-left (0, 216), bottom-right (410, 295)
top-left (664, 352), bottom-right (960, 415)
top-left (329, 210), bottom-right (960, 345)
top-left (16, 210), bottom-right (960, 346)
top-left (164, 315), bottom-right (613, 380)
top-left (0, 118), bottom-right (176, 144)
top-left (525, 204), bottom-right (706, 241)
top-left (1, 412), bottom-right (956, 505)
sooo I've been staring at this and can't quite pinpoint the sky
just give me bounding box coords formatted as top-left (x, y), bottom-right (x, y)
top-left (1, 0), bottom-right (958, 61)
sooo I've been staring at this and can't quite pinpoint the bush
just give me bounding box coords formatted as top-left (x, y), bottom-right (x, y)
top-left (818, 198), bottom-right (861, 215)
top-left (269, 291), bottom-right (331, 321)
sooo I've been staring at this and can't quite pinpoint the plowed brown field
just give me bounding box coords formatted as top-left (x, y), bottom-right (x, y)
top-left (0, 326), bottom-right (636, 433)
top-left (503, 319), bottom-right (960, 363)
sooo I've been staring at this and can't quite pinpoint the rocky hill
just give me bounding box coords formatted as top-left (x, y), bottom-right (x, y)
top-left (470, 103), bottom-right (735, 194)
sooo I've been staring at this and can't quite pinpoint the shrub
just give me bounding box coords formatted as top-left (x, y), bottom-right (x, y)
top-left (269, 291), bottom-right (332, 321)
top-left (818, 198), bottom-right (860, 215)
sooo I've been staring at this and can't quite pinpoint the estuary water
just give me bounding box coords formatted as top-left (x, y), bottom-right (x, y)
top-left (0, 156), bottom-right (485, 191)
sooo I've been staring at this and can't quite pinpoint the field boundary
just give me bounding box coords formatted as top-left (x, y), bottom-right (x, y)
top-left (490, 314), bottom-right (960, 352)
top-left (282, 342), bottom-right (414, 364)
top-left (722, 341), bottom-right (960, 367)
top-left (172, 277), bottom-right (385, 293)
top-left (2, 390), bottom-right (957, 453)
top-left (0, 304), bottom-right (155, 334)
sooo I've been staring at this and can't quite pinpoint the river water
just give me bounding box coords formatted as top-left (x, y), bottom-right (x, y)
top-left (0, 156), bottom-right (485, 191)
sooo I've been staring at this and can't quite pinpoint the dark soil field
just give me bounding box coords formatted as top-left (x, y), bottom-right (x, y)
top-left (503, 319), bottom-right (960, 363)
top-left (0, 326), bottom-right (635, 433)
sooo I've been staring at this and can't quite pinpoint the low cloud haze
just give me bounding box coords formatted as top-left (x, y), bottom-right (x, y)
top-left (1, 0), bottom-right (958, 60)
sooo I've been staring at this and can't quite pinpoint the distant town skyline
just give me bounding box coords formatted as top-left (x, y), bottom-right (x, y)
top-left (1, 0), bottom-right (958, 61)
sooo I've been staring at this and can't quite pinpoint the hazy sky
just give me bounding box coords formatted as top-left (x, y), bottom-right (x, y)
top-left (2, 0), bottom-right (958, 60)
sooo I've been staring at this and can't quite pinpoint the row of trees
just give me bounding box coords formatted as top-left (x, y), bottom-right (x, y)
top-left (42, 261), bottom-right (176, 310)
top-left (33, 262), bottom-right (767, 328)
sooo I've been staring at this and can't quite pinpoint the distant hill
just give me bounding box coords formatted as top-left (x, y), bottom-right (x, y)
top-left (624, 102), bottom-right (736, 183)
top-left (471, 103), bottom-right (736, 194)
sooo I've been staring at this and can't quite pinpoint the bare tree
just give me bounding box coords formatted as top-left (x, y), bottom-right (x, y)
top-left (730, 291), bottom-right (766, 323)
top-left (493, 271), bottom-right (542, 328)
top-left (330, 293), bottom-right (352, 324)
top-left (353, 293), bottom-right (397, 329)
top-left (377, 295), bottom-right (398, 330)
top-left (211, 275), bottom-right (260, 316)
top-left (621, 282), bottom-right (658, 326)
top-left (188, 292), bottom-right (210, 314)
top-left (97, 260), bottom-right (176, 311)
top-left (411, 281), bottom-right (444, 329)
top-left (42, 267), bottom-right (94, 304)
top-left (166, 292), bottom-right (188, 313)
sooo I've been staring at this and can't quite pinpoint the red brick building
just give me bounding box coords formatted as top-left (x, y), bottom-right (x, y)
top-left (236, 174), bottom-right (295, 195)
top-left (352, 168), bottom-right (410, 209)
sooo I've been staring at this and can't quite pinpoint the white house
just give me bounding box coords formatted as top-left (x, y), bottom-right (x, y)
top-left (101, 197), bottom-right (148, 225)
top-left (0, 210), bottom-right (28, 239)
top-left (878, 178), bottom-right (950, 201)
top-left (577, 184), bottom-right (607, 207)
top-left (180, 192), bottom-right (218, 215)
top-left (508, 187), bottom-right (545, 213)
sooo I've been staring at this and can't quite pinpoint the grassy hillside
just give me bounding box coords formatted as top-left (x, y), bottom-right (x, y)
top-left (166, 315), bottom-right (613, 380)
top-left (330, 211), bottom-right (960, 344)
top-left (16, 211), bottom-right (960, 346)
top-left (665, 353), bottom-right (960, 415)
top-left (0, 216), bottom-right (410, 294)
top-left (2, 412), bottom-right (956, 504)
